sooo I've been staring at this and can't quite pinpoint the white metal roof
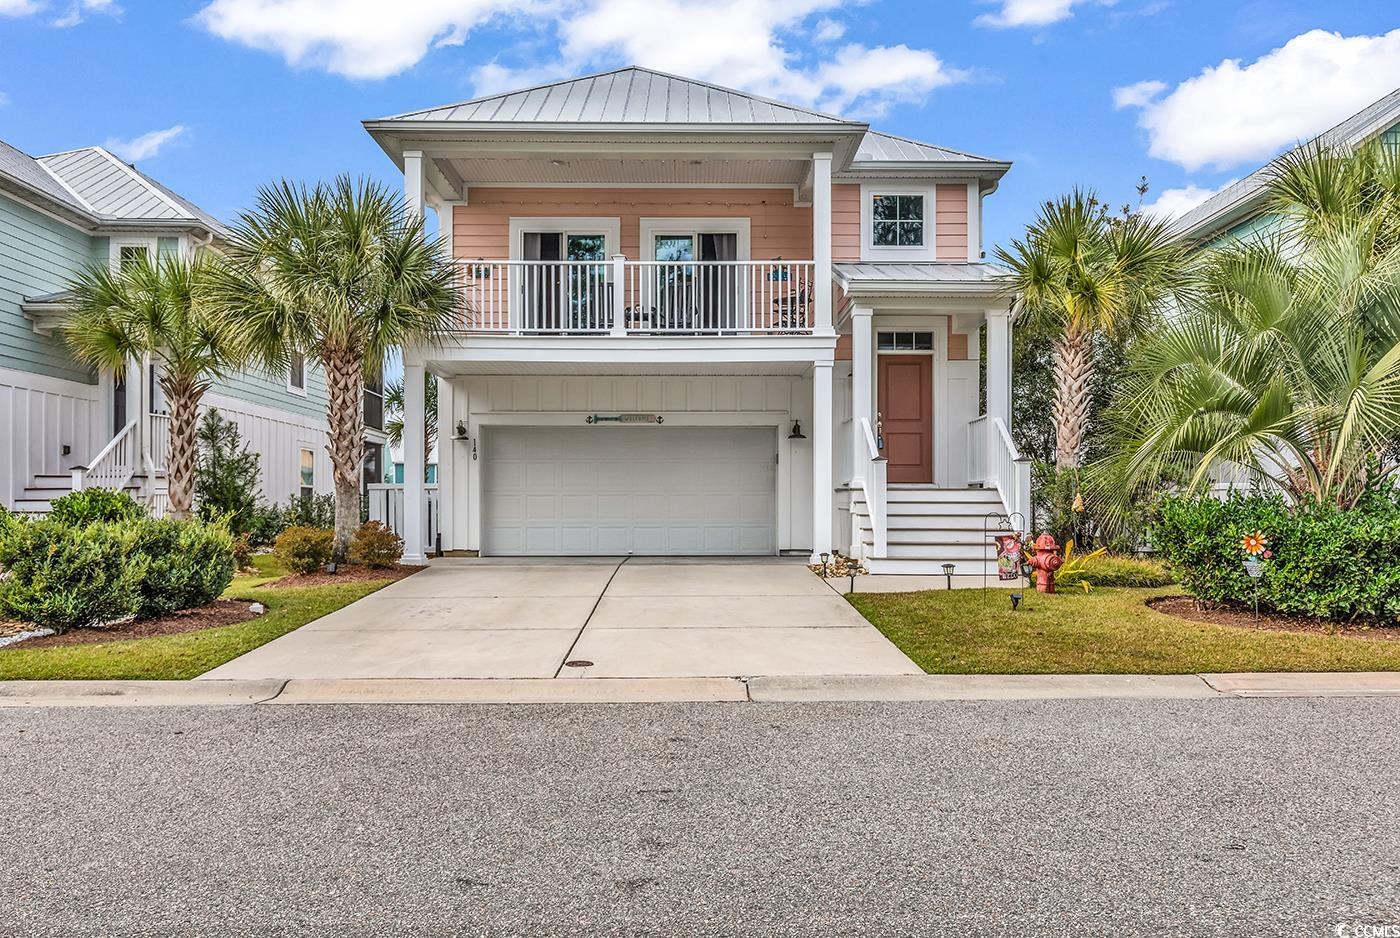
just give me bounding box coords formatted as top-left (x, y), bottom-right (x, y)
top-left (1174, 86), bottom-right (1400, 240)
top-left (380, 66), bottom-right (858, 126)
top-left (1, 135), bottom-right (223, 234)
top-left (853, 130), bottom-right (1001, 166)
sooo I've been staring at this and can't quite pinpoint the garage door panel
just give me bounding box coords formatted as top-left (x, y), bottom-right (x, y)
top-left (483, 427), bottom-right (776, 556)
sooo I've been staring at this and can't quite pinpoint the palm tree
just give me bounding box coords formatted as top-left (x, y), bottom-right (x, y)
top-left (995, 190), bottom-right (1193, 469)
top-left (207, 177), bottom-right (458, 558)
top-left (63, 252), bottom-right (240, 519)
top-left (1097, 142), bottom-right (1400, 511)
top-left (384, 370), bottom-right (437, 470)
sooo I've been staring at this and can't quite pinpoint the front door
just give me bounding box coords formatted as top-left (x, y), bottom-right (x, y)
top-left (877, 355), bottom-right (933, 483)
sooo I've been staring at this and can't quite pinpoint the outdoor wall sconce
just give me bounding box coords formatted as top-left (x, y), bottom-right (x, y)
top-left (788, 420), bottom-right (806, 440)
top-left (942, 563), bottom-right (955, 590)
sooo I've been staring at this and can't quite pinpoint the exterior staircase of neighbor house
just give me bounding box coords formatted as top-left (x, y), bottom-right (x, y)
top-left (851, 484), bottom-right (1009, 576)
top-left (13, 472), bottom-right (151, 515)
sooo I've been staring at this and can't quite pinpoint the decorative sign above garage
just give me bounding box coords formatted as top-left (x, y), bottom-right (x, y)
top-left (585, 414), bottom-right (665, 425)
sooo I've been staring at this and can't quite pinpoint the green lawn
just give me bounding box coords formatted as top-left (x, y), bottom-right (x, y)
top-left (0, 555), bottom-right (394, 681)
top-left (849, 586), bottom-right (1400, 674)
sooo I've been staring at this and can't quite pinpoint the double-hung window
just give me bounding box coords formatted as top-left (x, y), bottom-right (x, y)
top-left (287, 350), bottom-right (307, 394)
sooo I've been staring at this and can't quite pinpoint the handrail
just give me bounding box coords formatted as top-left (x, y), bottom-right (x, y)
top-left (72, 419), bottom-right (138, 493)
top-left (987, 416), bottom-right (1031, 529)
top-left (454, 258), bottom-right (817, 335)
top-left (859, 417), bottom-right (887, 558)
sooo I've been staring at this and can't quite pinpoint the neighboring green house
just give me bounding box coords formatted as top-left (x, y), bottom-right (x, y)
top-left (1173, 87), bottom-right (1400, 246)
top-left (0, 137), bottom-right (385, 512)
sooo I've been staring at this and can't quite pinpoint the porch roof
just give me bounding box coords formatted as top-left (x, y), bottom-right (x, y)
top-left (834, 262), bottom-right (1007, 298)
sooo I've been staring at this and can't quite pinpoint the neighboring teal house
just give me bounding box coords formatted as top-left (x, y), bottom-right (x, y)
top-left (1173, 87), bottom-right (1400, 246)
top-left (0, 137), bottom-right (384, 512)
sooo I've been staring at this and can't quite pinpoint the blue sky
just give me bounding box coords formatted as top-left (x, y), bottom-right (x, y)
top-left (1, 0), bottom-right (1397, 251)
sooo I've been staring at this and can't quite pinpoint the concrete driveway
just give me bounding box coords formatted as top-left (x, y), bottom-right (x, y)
top-left (200, 558), bottom-right (920, 681)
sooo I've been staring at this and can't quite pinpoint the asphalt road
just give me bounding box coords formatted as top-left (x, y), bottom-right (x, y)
top-left (2, 698), bottom-right (1397, 937)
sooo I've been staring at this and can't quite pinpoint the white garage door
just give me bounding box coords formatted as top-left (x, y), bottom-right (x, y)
top-left (483, 426), bottom-right (777, 555)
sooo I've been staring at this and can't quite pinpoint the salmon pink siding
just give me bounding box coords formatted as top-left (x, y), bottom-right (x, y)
top-left (452, 188), bottom-right (812, 260)
top-left (935, 184), bottom-right (969, 261)
top-left (832, 184), bottom-right (861, 263)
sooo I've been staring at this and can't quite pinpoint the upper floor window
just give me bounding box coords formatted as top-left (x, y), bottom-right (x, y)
top-left (287, 350), bottom-right (307, 394)
top-left (118, 244), bottom-right (150, 270)
top-left (861, 185), bottom-right (936, 262)
top-left (871, 195), bottom-right (925, 247)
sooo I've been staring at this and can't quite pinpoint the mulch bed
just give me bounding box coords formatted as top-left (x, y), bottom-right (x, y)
top-left (0, 600), bottom-right (260, 651)
top-left (266, 563), bottom-right (423, 588)
top-left (1149, 595), bottom-right (1400, 642)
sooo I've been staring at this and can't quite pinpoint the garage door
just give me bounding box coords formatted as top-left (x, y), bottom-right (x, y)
top-left (482, 426), bottom-right (777, 555)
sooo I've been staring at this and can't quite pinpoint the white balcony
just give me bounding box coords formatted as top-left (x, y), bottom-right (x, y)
top-left (455, 259), bottom-right (817, 336)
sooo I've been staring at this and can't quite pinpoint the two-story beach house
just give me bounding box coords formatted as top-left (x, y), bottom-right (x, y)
top-left (0, 137), bottom-right (387, 514)
top-left (367, 68), bottom-right (1026, 574)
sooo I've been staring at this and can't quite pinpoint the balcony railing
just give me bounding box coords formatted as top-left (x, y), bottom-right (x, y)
top-left (456, 259), bottom-right (816, 335)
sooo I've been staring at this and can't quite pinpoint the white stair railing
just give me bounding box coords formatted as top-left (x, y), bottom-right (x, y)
top-left (859, 417), bottom-right (888, 558)
top-left (147, 412), bottom-right (171, 472)
top-left (982, 416), bottom-right (1031, 529)
top-left (71, 419), bottom-right (138, 493)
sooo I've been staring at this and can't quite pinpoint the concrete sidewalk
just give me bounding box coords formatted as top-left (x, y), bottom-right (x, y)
top-left (5, 671), bottom-right (1400, 706)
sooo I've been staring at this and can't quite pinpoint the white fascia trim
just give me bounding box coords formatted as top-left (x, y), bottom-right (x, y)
top-left (639, 217), bottom-right (753, 260)
top-left (858, 183), bottom-right (936, 262)
top-left (0, 363), bottom-right (101, 397)
top-left (505, 216), bottom-right (622, 259)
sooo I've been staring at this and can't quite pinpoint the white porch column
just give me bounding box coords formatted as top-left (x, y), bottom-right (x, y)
top-left (403, 150), bottom-right (425, 222)
top-left (402, 360), bottom-right (427, 565)
top-left (810, 360), bottom-right (834, 563)
top-left (984, 307), bottom-right (1012, 429)
top-left (849, 306), bottom-right (873, 482)
top-left (812, 151), bottom-right (833, 333)
top-left (435, 374), bottom-right (454, 551)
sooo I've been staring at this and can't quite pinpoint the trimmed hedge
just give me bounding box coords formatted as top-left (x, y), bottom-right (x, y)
top-left (1153, 491), bottom-right (1400, 623)
top-left (47, 489), bottom-right (147, 527)
top-left (348, 521), bottom-right (403, 568)
top-left (0, 513), bottom-right (236, 632)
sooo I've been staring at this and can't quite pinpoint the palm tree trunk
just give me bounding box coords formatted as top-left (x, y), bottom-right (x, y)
top-left (1052, 330), bottom-right (1093, 470)
top-left (325, 351), bottom-right (365, 561)
top-left (165, 376), bottom-right (201, 521)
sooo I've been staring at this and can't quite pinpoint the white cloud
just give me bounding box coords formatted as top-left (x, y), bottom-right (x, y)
top-left (974, 0), bottom-right (1108, 28)
top-left (104, 125), bottom-right (187, 162)
top-left (195, 0), bottom-right (966, 117)
top-left (0, 91), bottom-right (9, 107)
top-left (1111, 79), bottom-right (1164, 110)
top-left (813, 16), bottom-right (843, 42)
top-left (51, 0), bottom-right (120, 27)
top-left (1118, 28), bottom-right (1400, 171)
top-left (1140, 181), bottom-right (1233, 220)
top-left (0, 0), bottom-right (120, 24)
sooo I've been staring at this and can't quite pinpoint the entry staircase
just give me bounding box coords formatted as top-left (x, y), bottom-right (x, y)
top-left (13, 415), bottom-right (170, 516)
top-left (848, 414), bottom-right (1031, 577)
top-left (851, 485), bottom-right (1007, 576)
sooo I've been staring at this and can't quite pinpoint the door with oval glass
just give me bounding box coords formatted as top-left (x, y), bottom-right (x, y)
top-left (877, 332), bottom-right (934, 483)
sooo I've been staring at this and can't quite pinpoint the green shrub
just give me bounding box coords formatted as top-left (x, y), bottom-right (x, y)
top-left (1055, 554), bottom-right (1175, 589)
top-left (1154, 491), bottom-right (1400, 623)
top-left (274, 525), bottom-right (334, 574)
top-left (232, 531), bottom-right (254, 571)
top-left (127, 518), bottom-right (237, 618)
top-left (47, 488), bottom-right (146, 527)
top-left (348, 521), bottom-right (403, 568)
top-left (248, 492), bottom-right (337, 547)
top-left (0, 516), bottom-right (140, 631)
top-left (195, 409), bottom-right (261, 535)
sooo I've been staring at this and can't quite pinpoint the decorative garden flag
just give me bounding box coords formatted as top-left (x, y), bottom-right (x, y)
top-left (995, 534), bottom-right (1023, 581)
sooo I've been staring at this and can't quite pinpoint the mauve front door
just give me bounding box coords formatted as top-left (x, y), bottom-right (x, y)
top-left (877, 355), bottom-right (933, 483)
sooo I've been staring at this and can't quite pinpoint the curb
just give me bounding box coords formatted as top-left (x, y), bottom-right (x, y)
top-left (1, 673), bottom-right (1399, 707)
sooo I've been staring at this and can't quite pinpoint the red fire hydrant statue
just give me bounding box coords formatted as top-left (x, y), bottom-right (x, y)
top-left (1026, 533), bottom-right (1064, 593)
